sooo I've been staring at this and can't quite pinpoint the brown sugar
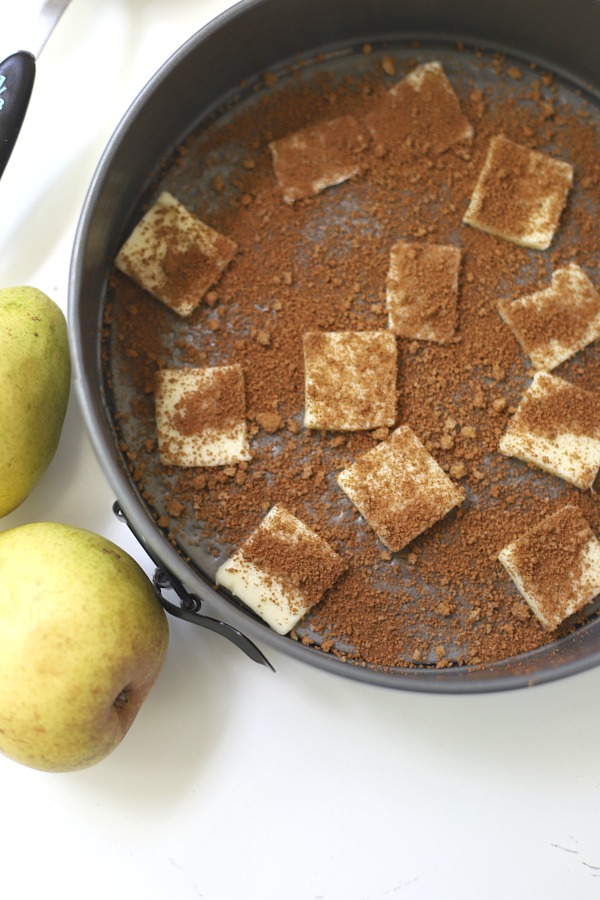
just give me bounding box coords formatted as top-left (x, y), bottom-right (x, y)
top-left (106, 46), bottom-right (600, 672)
top-left (508, 373), bottom-right (599, 441)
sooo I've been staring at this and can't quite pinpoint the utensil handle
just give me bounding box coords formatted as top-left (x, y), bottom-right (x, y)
top-left (0, 51), bottom-right (36, 179)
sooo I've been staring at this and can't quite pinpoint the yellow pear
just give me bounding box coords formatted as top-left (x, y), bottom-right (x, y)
top-left (0, 522), bottom-right (169, 772)
top-left (0, 286), bottom-right (70, 517)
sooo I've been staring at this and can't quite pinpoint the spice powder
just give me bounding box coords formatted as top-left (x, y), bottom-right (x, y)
top-left (106, 45), bottom-right (600, 671)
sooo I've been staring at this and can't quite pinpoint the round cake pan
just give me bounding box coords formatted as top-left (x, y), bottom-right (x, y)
top-left (69, 0), bottom-right (600, 692)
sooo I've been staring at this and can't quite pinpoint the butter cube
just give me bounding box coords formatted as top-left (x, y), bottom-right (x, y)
top-left (498, 264), bottom-right (600, 370)
top-left (154, 365), bottom-right (251, 467)
top-left (303, 331), bottom-right (397, 431)
top-left (499, 505), bottom-right (600, 630)
top-left (386, 241), bottom-right (461, 343)
top-left (499, 372), bottom-right (600, 490)
top-left (337, 425), bottom-right (464, 552)
top-left (463, 135), bottom-right (573, 250)
top-left (365, 61), bottom-right (473, 154)
top-left (216, 505), bottom-right (346, 634)
top-left (116, 191), bottom-right (237, 316)
top-left (269, 115), bottom-right (367, 204)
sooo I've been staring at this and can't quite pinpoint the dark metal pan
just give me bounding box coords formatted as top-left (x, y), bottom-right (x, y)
top-left (69, 0), bottom-right (600, 692)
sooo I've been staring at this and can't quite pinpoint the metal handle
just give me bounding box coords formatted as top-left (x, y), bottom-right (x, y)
top-left (0, 51), bottom-right (36, 179)
top-left (152, 567), bottom-right (274, 670)
top-left (112, 501), bottom-right (274, 671)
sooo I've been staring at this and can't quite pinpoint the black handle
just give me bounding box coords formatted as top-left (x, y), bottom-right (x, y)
top-left (0, 51), bottom-right (36, 179)
top-left (152, 567), bottom-right (275, 671)
top-left (112, 501), bottom-right (274, 671)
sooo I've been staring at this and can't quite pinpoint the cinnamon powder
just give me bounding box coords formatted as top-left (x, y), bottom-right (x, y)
top-left (105, 45), bottom-right (600, 671)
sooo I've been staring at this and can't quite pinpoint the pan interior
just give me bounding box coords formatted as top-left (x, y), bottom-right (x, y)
top-left (99, 38), bottom-right (600, 688)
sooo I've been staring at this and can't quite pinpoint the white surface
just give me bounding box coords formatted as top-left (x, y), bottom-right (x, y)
top-left (1, 2), bottom-right (600, 899)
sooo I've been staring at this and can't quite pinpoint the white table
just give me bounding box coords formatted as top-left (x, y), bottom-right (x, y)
top-left (1, 2), bottom-right (599, 898)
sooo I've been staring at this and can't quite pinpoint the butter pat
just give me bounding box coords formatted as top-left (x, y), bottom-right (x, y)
top-left (269, 115), bottom-right (367, 204)
top-left (303, 331), bottom-right (397, 431)
top-left (498, 264), bottom-right (600, 370)
top-left (499, 505), bottom-right (600, 630)
top-left (337, 425), bottom-right (464, 552)
top-left (115, 191), bottom-right (237, 316)
top-left (386, 241), bottom-right (461, 343)
top-left (463, 135), bottom-right (573, 250)
top-left (154, 365), bottom-right (251, 467)
top-left (365, 61), bottom-right (473, 154)
top-left (499, 372), bottom-right (600, 490)
top-left (216, 505), bottom-right (347, 634)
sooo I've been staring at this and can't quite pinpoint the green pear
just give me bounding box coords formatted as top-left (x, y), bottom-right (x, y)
top-left (0, 522), bottom-right (169, 772)
top-left (0, 286), bottom-right (70, 517)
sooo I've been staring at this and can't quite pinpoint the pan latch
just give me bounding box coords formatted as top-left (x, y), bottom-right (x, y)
top-left (113, 501), bottom-right (274, 670)
top-left (152, 566), bottom-right (274, 670)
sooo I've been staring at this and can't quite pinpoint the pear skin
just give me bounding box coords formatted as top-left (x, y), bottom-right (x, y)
top-left (0, 522), bottom-right (169, 772)
top-left (0, 287), bottom-right (70, 517)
